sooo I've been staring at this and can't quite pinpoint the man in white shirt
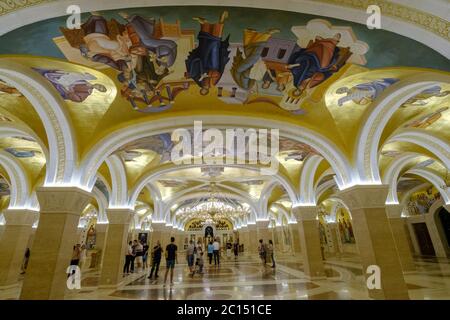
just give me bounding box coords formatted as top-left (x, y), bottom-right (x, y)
top-left (213, 238), bottom-right (220, 266)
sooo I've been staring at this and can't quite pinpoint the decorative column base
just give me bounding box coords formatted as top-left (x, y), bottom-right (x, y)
top-left (293, 206), bottom-right (326, 279)
top-left (99, 209), bottom-right (133, 288)
top-left (20, 187), bottom-right (92, 300)
top-left (0, 210), bottom-right (37, 288)
top-left (339, 185), bottom-right (409, 300)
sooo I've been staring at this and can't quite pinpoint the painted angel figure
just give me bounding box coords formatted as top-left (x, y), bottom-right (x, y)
top-left (336, 78), bottom-right (399, 106)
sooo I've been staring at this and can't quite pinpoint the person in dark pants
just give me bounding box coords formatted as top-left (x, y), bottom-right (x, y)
top-left (213, 238), bottom-right (220, 266)
top-left (148, 240), bottom-right (163, 279)
top-left (123, 241), bottom-right (133, 275)
top-left (207, 241), bottom-right (214, 264)
top-left (130, 240), bottom-right (137, 273)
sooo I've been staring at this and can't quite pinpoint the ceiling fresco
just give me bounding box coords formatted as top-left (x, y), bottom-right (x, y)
top-left (0, 5), bottom-right (448, 213)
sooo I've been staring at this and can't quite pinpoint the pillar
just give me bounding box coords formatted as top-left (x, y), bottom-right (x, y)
top-left (256, 220), bottom-right (271, 243)
top-left (0, 209), bottom-right (37, 288)
top-left (99, 209), bottom-right (133, 288)
top-left (386, 204), bottom-right (415, 272)
top-left (94, 223), bottom-right (108, 269)
top-left (248, 224), bottom-right (258, 254)
top-left (151, 222), bottom-right (168, 248)
top-left (326, 223), bottom-right (342, 256)
top-left (293, 206), bottom-right (326, 279)
top-left (289, 223), bottom-right (302, 256)
top-left (274, 225), bottom-right (283, 252)
top-left (239, 227), bottom-right (249, 254)
top-left (20, 187), bottom-right (91, 300)
top-left (339, 185), bottom-right (409, 300)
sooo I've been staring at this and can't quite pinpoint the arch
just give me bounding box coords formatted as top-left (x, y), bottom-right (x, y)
top-left (299, 155), bottom-right (323, 204)
top-left (355, 73), bottom-right (450, 183)
top-left (78, 116), bottom-right (354, 191)
top-left (92, 186), bottom-right (108, 223)
top-left (0, 60), bottom-right (77, 186)
top-left (386, 130), bottom-right (450, 170)
top-left (406, 168), bottom-right (450, 204)
top-left (315, 178), bottom-right (337, 204)
top-left (0, 150), bottom-right (31, 208)
top-left (105, 154), bottom-right (129, 208)
top-left (382, 153), bottom-right (424, 204)
top-left (128, 162), bottom-right (297, 209)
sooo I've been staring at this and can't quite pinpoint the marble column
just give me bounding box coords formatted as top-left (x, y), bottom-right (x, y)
top-left (274, 226), bottom-right (283, 252)
top-left (248, 224), bottom-right (258, 254)
top-left (239, 228), bottom-right (249, 255)
top-left (256, 220), bottom-right (271, 243)
top-left (339, 185), bottom-right (409, 300)
top-left (0, 209), bottom-right (37, 288)
top-left (289, 223), bottom-right (302, 256)
top-left (386, 204), bottom-right (415, 272)
top-left (20, 187), bottom-right (92, 300)
top-left (151, 222), bottom-right (167, 248)
top-left (99, 209), bottom-right (133, 288)
top-left (326, 222), bottom-right (342, 257)
top-left (293, 206), bottom-right (326, 279)
top-left (94, 223), bottom-right (108, 270)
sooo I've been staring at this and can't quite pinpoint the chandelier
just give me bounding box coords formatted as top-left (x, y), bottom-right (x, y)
top-left (174, 183), bottom-right (250, 223)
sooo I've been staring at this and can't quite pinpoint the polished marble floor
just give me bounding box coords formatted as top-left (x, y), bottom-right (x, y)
top-left (2, 253), bottom-right (450, 300)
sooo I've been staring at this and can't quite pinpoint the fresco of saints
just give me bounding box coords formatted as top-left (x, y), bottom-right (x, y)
top-left (33, 68), bottom-right (106, 103)
top-left (185, 11), bottom-right (230, 95)
top-left (287, 33), bottom-right (351, 96)
top-left (402, 85), bottom-right (450, 107)
top-left (231, 28), bottom-right (279, 90)
top-left (336, 78), bottom-right (399, 106)
top-left (403, 107), bottom-right (448, 128)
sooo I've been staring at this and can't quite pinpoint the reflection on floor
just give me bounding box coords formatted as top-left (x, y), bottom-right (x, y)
top-left (2, 253), bottom-right (450, 300)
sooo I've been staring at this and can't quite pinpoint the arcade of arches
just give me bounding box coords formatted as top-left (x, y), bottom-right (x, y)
top-left (0, 1), bottom-right (449, 300)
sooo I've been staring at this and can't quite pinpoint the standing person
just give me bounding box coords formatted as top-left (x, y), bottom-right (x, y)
top-left (213, 238), bottom-right (220, 266)
top-left (233, 241), bottom-right (239, 260)
top-left (226, 240), bottom-right (232, 259)
top-left (258, 239), bottom-right (267, 265)
top-left (186, 240), bottom-right (196, 274)
top-left (164, 237), bottom-right (178, 287)
top-left (142, 242), bottom-right (149, 270)
top-left (134, 240), bottom-right (144, 272)
top-left (196, 252), bottom-right (205, 274)
top-left (79, 244), bottom-right (87, 270)
top-left (70, 244), bottom-right (81, 266)
top-left (207, 241), bottom-right (214, 265)
top-left (20, 248), bottom-right (30, 275)
top-left (267, 240), bottom-right (275, 268)
top-left (148, 240), bottom-right (162, 279)
top-left (130, 240), bottom-right (137, 273)
top-left (123, 241), bottom-right (133, 275)
top-left (196, 239), bottom-right (204, 256)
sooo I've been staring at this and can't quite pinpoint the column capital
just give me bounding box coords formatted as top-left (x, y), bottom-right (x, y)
top-left (385, 204), bottom-right (403, 218)
top-left (36, 186), bottom-right (92, 216)
top-left (106, 209), bottom-right (133, 224)
top-left (292, 206), bottom-right (318, 221)
top-left (247, 223), bottom-right (257, 230)
top-left (337, 185), bottom-right (389, 210)
top-left (256, 220), bottom-right (270, 228)
top-left (151, 222), bottom-right (167, 231)
top-left (95, 223), bottom-right (108, 232)
top-left (3, 209), bottom-right (37, 226)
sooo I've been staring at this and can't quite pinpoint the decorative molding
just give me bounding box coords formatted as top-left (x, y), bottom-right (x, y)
top-left (292, 206), bottom-right (318, 221)
top-left (319, 0), bottom-right (450, 41)
top-left (0, 0), bottom-right (52, 16)
top-left (105, 208), bottom-right (133, 225)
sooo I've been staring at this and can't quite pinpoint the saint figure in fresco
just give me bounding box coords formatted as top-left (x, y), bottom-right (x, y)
top-left (287, 33), bottom-right (351, 96)
top-left (231, 28), bottom-right (279, 90)
top-left (0, 79), bottom-right (23, 96)
top-left (185, 11), bottom-right (230, 95)
top-left (336, 78), bottom-right (399, 106)
top-left (118, 12), bottom-right (177, 67)
top-left (403, 107), bottom-right (449, 128)
top-left (61, 12), bottom-right (131, 72)
top-left (402, 85), bottom-right (450, 107)
top-left (33, 68), bottom-right (106, 103)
